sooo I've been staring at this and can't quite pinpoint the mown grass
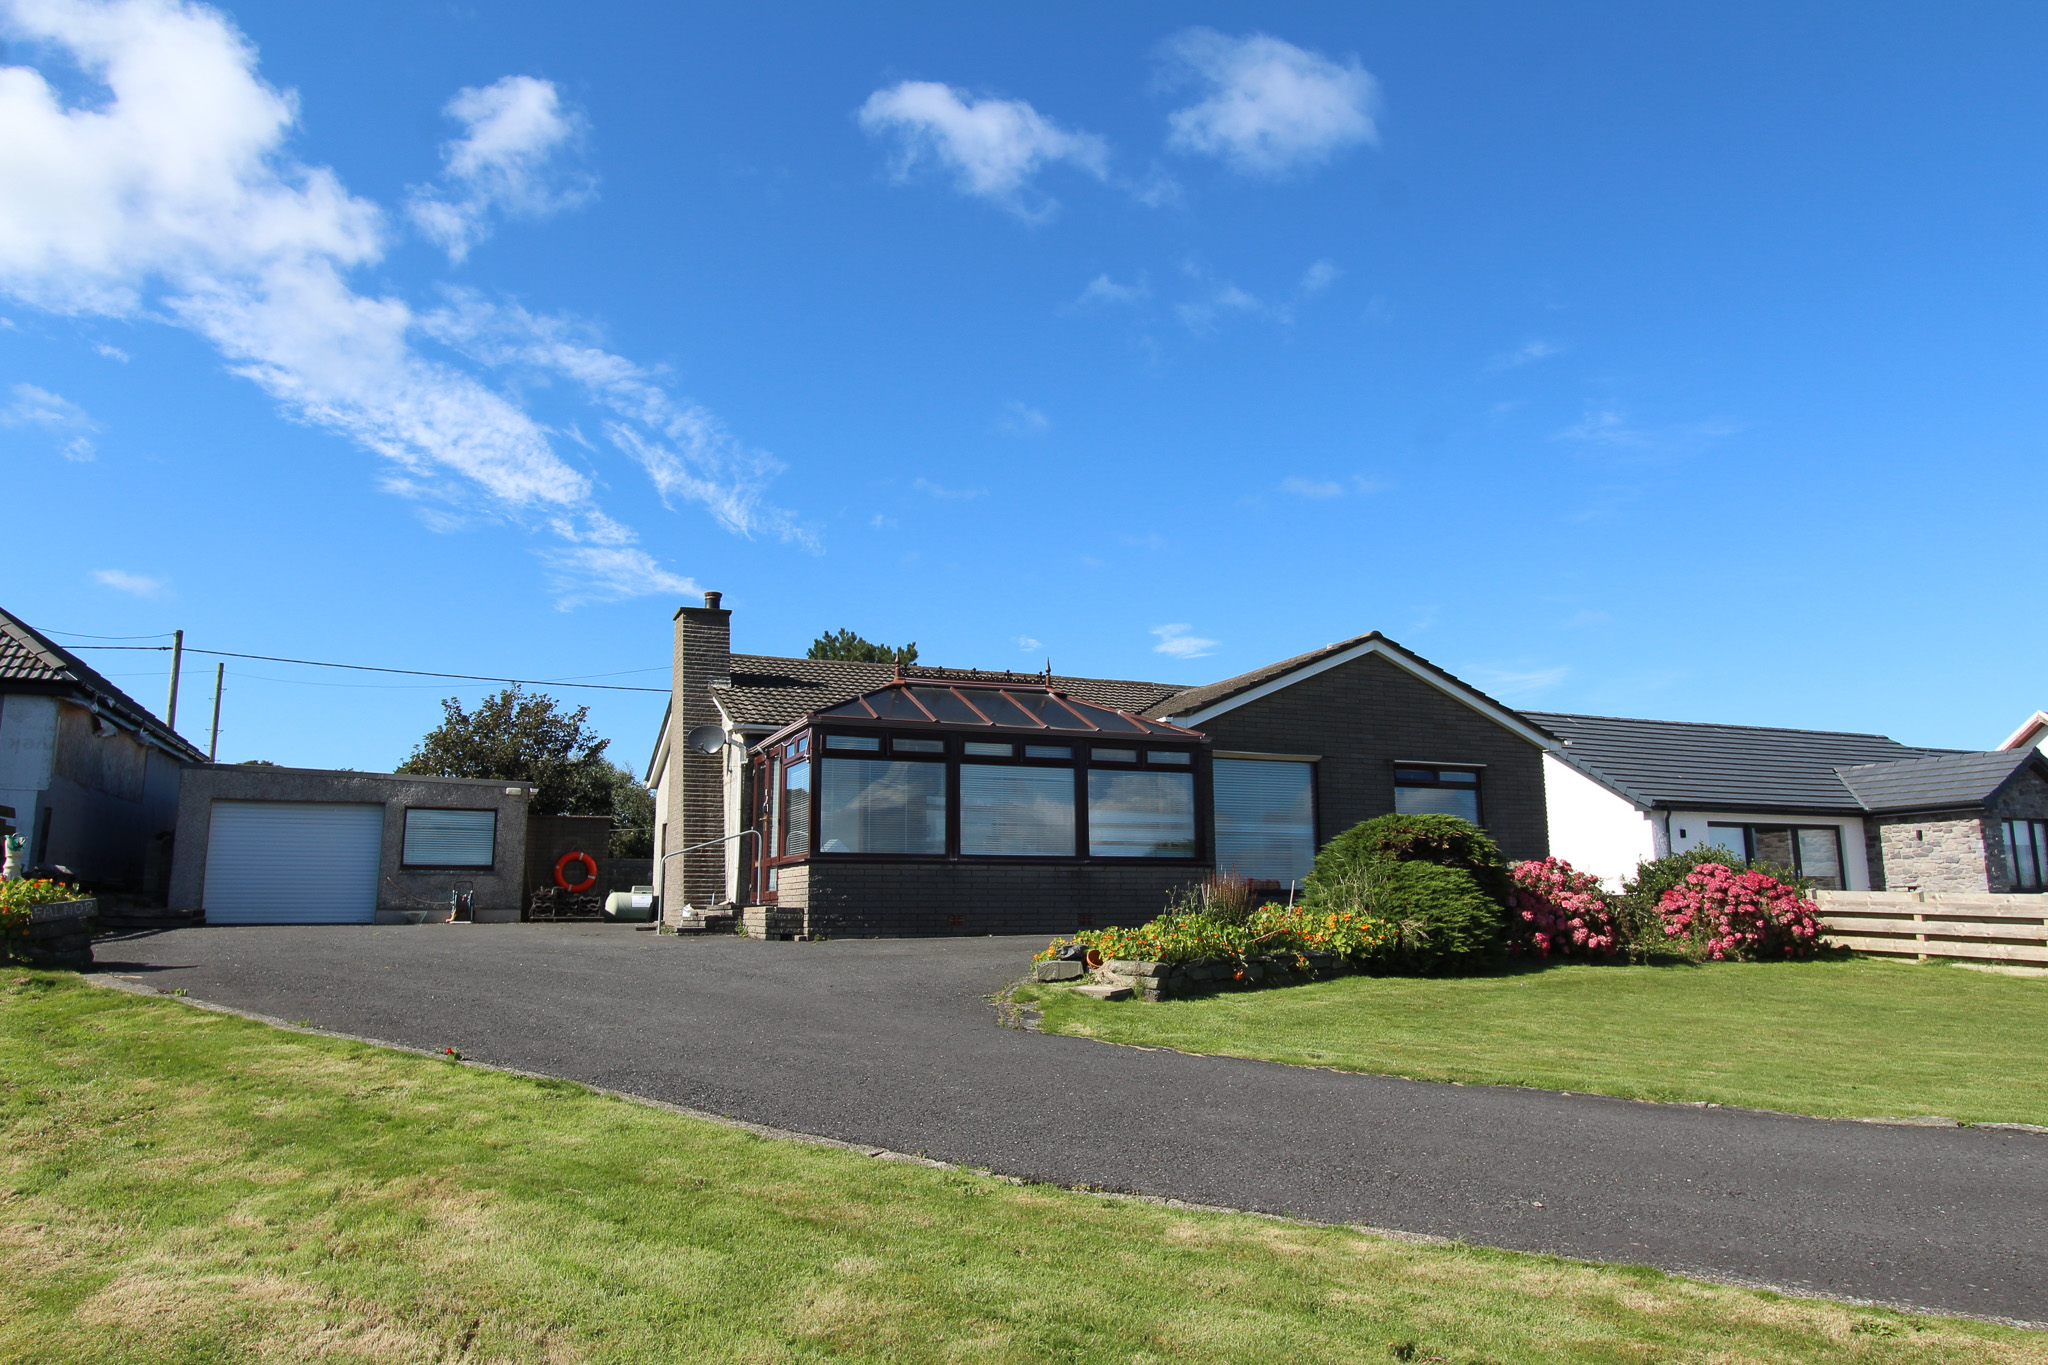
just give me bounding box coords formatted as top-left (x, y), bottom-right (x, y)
top-left (2, 972), bottom-right (2043, 1363)
top-left (1022, 956), bottom-right (2048, 1126)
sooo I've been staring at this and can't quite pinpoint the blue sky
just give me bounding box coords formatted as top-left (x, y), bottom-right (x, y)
top-left (4, 0), bottom-right (2046, 771)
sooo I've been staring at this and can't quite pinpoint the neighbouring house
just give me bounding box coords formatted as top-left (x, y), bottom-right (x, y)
top-left (168, 765), bottom-right (537, 923)
top-left (1533, 711), bottom-right (2048, 894)
top-left (645, 592), bottom-right (1556, 937)
top-left (0, 606), bottom-right (205, 896)
top-left (1998, 711), bottom-right (2048, 756)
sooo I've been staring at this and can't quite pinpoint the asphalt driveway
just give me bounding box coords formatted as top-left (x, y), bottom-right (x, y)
top-left (94, 924), bottom-right (2047, 1323)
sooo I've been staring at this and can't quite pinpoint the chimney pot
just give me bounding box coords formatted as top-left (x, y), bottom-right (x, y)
top-left (703, 590), bottom-right (723, 610)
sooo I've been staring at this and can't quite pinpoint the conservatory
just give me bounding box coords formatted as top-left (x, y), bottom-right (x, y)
top-left (746, 677), bottom-right (1212, 936)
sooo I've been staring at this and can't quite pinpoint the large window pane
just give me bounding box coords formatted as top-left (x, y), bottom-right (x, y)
top-left (1705, 824), bottom-right (1750, 860)
top-left (1089, 771), bottom-right (1196, 858)
top-left (1214, 759), bottom-right (1314, 881)
top-left (1395, 784), bottom-right (1478, 823)
top-left (1753, 827), bottom-right (1794, 868)
top-left (783, 760), bottom-right (811, 856)
top-left (960, 764), bottom-right (1074, 856)
top-left (818, 759), bottom-right (946, 854)
top-left (1796, 827), bottom-right (1843, 889)
top-left (402, 808), bottom-right (495, 867)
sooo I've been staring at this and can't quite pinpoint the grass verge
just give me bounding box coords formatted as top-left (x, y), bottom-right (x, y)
top-left (1, 971), bottom-right (2042, 1363)
top-left (1021, 955), bottom-right (2048, 1126)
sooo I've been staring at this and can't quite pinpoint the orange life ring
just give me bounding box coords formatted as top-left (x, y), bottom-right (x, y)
top-left (554, 850), bottom-right (599, 893)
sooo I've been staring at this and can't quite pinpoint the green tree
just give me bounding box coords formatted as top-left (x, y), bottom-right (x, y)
top-left (397, 687), bottom-right (615, 817)
top-left (808, 628), bottom-right (918, 666)
top-left (605, 762), bottom-right (654, 858)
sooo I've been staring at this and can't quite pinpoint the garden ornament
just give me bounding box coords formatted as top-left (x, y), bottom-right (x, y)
top-left (1, 833), bottom-right (23, 882)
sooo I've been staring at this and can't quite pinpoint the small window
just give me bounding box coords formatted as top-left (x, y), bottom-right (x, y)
top-left (1092, 747), bottom-right (1138, 764)
top-left (1147, 750), bottom-right (1192, 765)
top-left (2006, 820), bottom-right (2048, 890)
top-left (825, 734), bottom-right (880, 751)
top-left (1025, 744), bottom-right (1073, 760)
top-left (893, 737), bottom-right (945, 754)
top-left (1394, 767), bottom-right (1482, 824)
top-left (964, 741), bottom-right (1013, 757)
top-left (783, 760), bottom-right (811, 857)
top-left (402, 808), bottom-right (496, 867)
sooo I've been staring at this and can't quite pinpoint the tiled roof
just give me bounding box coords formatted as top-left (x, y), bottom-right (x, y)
top-left (1834, 749), bottom-right (2044, 813)
top-left (717, 653), bottom-right (1183, 730)
top-left (0, 608), bottom-right (205, 761)
top-left (1526, 711), bottom-right (1955, 813)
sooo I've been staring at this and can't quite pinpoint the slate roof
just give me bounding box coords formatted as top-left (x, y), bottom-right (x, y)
top-left (0, 608), bottom-right (205, 761)
top-left (718, 654), bottom-right (1184, 730)
top-left (1525, 711), bottom-right (1958, 813)
top-left (1834, 749), bottom-right (2045, 813)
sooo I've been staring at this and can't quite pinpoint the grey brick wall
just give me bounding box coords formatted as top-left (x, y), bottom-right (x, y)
top-left (661, 596), bottom-right (731, 915)
top-left (1986, 768), bottom-right (2048, 891)
top-left (1184, 652), bottom-right (1550, 862)
top-left (790, 860), bottom-right (1200, 938)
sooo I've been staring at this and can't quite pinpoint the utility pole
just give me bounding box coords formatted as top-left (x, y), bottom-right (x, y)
top-left (207, 662), bottom-right (224, 762)
top-left (166, 629), bottom-right (184, 731)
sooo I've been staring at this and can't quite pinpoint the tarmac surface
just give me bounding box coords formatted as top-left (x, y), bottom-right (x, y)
top-left (95, 923), bottom-right (2048, 1324)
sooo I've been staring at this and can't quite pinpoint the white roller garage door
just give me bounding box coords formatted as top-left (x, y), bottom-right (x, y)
top-left (203, 801), bottom-right (384, 924)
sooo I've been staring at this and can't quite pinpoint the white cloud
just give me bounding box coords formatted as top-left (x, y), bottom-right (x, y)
top-left (1471, 665), bottom-right (1569, 699)
top-left (1152, 623), bottom-right (1219, 660)
top-left (1281, 474), bottom-right (1382, 499)
top-left (0, 0), bottom-right (768, 606)
top-left (1488, 339), bottom-right (1560, 371)
top-left (859, 80), bottom-right (1109, 220)
top-left (94, 342), bottom-right (128, 361)
top-left (1072, 272), bottom-right (1148, 307)
top-left (1160, 29), bottom-right (1379, 176)
top-left (869, 513), bottom-right (898, 530)
top-left (2, 381), bottom-right (97, 459)
top-left (1176, 283), bottom-right (1261, 334)
top-left (91, 567), bottom-right (165, 597)
top-left (541, 545), bottom-right (695, 611)
top-left (912, 476), bottom-right (985, 500)
top-left (1017, 636), bottom-right (1042, 652)
top-left (1298, 258), bottom-right (1340, 295)
top-left (1554, 406), bottom-right (1741, 461)
top-left (994, 399), bottom-right (1048, 437)
top-left (408, 75), bottom-right (589, 264)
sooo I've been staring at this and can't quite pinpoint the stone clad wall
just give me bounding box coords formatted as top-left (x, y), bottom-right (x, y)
top-left (1871, 811), bottom-right (1990, 893)
top-left (1185, 651), bottom-right (1550, 863)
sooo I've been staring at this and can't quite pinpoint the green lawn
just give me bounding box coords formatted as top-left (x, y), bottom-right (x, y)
top-left (1022, 956), bottom-right (2048, 1127)
top-left (1, 976), bottom-right (2040, 1363)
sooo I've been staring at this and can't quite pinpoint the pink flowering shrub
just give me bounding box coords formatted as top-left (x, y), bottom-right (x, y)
top-left (1507, 857), bottom-right (1618, 959)
top-left (1655, 863), bottom-right (1827, 961)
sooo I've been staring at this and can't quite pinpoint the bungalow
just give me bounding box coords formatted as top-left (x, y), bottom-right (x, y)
top-left (0, 606), bottom-right (204, 895)
top-left (1534, 711), bottom-right (2048, 895)
top-left (646, 593), bottom-right (1555, 937)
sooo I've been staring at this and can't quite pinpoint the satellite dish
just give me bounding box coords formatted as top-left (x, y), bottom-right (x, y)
top-left (686, 724), bottom-right (730, 756)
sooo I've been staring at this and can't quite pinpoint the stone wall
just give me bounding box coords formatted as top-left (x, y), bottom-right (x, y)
top-left (1870, 811), bottom-right (1990, 893)
top-left (788, 859), bottom-right (1199, 938)
top-left (1185, 651), bottom-right (1551, 862)
top-left (1986, 769), bottom-right (2048, 892)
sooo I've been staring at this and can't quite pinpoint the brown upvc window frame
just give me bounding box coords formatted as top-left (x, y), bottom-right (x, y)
top-left (753, 722), bottom-right (1211, 872)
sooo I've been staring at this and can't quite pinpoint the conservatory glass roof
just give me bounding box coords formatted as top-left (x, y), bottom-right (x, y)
top-left (807, 681), bottom-right (1198, 738)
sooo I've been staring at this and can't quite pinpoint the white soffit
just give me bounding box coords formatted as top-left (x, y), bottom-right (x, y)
top-left (1997, 710), bottom-right (2048, 752)
top-left (1164, 638), bottom-right (1559, 750)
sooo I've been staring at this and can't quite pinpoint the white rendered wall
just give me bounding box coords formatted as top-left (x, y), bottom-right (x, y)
top-left (1542, 752), bottom-right (1661, 889)
top-left (0, 694), bottom-right (58, 835)
top-left (1665, 811), bottom-right (1870, 890)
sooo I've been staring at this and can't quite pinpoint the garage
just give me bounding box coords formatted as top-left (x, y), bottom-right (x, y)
top-left (201, 801), bottom-right (384, 924)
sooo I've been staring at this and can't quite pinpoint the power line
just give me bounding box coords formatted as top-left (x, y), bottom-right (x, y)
top-left (45, 628), bottom-right (179, 640)
top-left (66, 644), bottom-right (669, 693)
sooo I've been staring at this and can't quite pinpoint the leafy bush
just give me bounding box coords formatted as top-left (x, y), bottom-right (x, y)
top-left (1657, 863), bottom-right (1828, 961)
top-left (1302, 813), bottom-right (1509, 970)
top-left (1615, 846), bottom-right (1807, 960)
top-left (1, 878), bottom-right (83, 956)
top-left (1036, 901), bottom-right (1391, 968)
top-left (1507, 857), bottom-right (1618, 959)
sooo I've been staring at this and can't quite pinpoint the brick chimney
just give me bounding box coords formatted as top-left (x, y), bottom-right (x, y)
top-left (662, 590), bottom-right (732, 920)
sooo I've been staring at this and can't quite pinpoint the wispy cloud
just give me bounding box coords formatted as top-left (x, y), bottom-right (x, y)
top-left (1120, 533), bottom-right (1168, 550)
top-left (91, 568), bottom-right (166, 598)
top-left (1017, 636), bottom-right (1042, 652)
top-left (1159, 30), bottom-right (1379, 177)
top-left (1471, 664), bottom-right (1569, 699)
top-left (869, 513), bottom-right (898, 530)
top-left (0, 2), bottom-right (767, 606)
top-left (1072, 272), bottom-right (1149, 308)
top-left (858, 81), bottom-right (1108, 221)
top-left (994, 400), bottom-right (1049, 437)
top-left (1175, 258), bottom-right (1340, 333)
top-left (94, 342), bottom-right (129, 362)
top-left (1554, 406), bottom-right (1742, 462)
top-left (1152, 623), bottom-right (1220, 660)
top-left (912, 476), bottom-right (986, 500)
top-left (1281, 474), bottom-right (1382, 499)
top-left (2, 382), bottom-right (96, 460)
top-left (1487, 339), bottom-right (1560, 371)
top-left (408, 75), bottom-right (591, 264)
